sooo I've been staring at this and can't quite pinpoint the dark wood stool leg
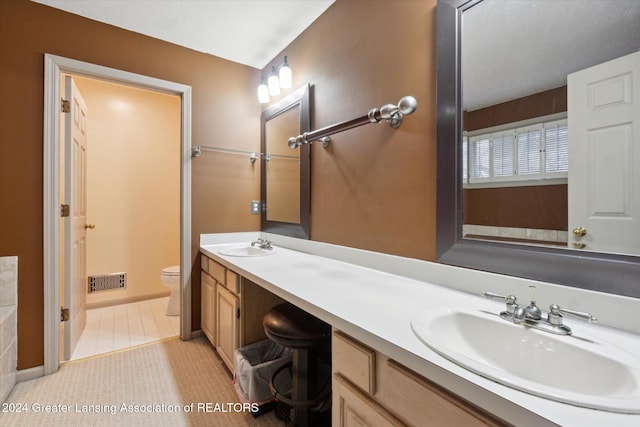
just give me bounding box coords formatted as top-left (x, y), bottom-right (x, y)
top-left (291, 349), bottom-right (321, 426)
top-left (291, 348), bottom-right (307, 426)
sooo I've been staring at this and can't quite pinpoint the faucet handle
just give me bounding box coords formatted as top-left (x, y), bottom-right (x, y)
top-left (483, 291), bottom-right (519, 320)
top-left (482, 292), bottom-right (517, 305)
top-left (549, 304), bottom-right (597, 324)
top-left (482, 292), bottom-right (519, 316)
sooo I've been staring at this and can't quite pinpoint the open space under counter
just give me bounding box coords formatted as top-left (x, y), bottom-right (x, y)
top-left (200, 232), bottom-right (640, 426)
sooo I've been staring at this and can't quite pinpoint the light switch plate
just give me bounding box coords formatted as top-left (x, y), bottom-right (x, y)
top-left (251, 200), bottom-right (260, 215)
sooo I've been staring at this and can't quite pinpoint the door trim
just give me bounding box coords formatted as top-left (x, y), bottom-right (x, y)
top-left (43, 54), bottom-right (192, 375)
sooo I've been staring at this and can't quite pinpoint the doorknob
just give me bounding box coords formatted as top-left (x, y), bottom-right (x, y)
top-left (85, 224), bottom-right (95, 230)
top-left (573, 242), bottom-right (586, 249)
top-left (572, 226), bottom-right (587, 236)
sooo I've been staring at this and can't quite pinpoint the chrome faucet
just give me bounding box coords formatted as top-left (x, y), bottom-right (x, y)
top-left (251, 238), bottom-right (273, 250)
top-left (482, 286), bottom-right (597, 335)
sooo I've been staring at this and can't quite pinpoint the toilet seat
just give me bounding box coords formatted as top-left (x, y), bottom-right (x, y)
top-left (162, 265), bottom-right (180, 276)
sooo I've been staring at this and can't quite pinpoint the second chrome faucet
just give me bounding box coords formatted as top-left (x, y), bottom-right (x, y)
top-left (251, 238), bottom-right (273, 250)
top-left (482, 286), bottom-right (597, 335)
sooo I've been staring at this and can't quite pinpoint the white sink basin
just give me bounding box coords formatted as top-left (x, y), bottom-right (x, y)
top-left (410, 307), bottom-right (640, 413)
top-left (217, 246), bottom-right (276, 257)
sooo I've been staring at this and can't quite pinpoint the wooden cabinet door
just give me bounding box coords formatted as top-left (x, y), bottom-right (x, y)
top-left (216, 283), bottom-right (239, 371)
top-left (333, 375), bottom-right (403, 427)
top-left (200, 272), bottom-right (216, 346)
top-left (383, 360), bottom-right (505, 427)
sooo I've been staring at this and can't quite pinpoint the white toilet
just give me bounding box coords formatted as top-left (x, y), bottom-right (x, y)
top-left (161, 265), bottom-right (180, 316)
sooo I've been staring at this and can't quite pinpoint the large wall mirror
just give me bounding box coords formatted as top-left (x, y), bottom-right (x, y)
top-left (436, 0), bottom-right (640, 297)
top-left (261, 84), bottom-right (311, 239)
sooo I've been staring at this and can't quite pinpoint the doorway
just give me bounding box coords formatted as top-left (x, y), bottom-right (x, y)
top-left (60, 74), bottom-right (182, 361)
top-left (44, 54), bottom-right (193, 375)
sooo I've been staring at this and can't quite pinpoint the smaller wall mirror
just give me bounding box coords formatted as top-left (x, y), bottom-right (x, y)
top-left (261, 84), bottom-right (311, 239)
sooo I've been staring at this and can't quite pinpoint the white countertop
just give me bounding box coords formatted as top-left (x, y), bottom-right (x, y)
top-left (200, 232), bottom-right (640, 427)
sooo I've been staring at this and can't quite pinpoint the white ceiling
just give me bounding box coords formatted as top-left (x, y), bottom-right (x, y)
top-left (33, 0), bottom-right (640, 109)
top-left (32, 0), bottom-right (335, 69)
top-left (463, 0), bottom-right (640, 111)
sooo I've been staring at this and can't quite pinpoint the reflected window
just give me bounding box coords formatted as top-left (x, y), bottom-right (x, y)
top-left (464, 116), bottom-right (568, 186)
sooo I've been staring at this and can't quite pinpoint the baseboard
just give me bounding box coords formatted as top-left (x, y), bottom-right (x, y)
top-left (17, 365), bottom-right (45, 383)
top-left (86, 291), bottom-right (171, 310)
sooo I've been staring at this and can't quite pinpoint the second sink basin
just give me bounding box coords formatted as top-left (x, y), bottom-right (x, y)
top-left (217, 246), bottom-right (276, 257)
top-left (410, 307), bottom-right (640, 413)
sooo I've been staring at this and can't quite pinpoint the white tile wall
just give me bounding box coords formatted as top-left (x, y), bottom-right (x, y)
top-left (0, 307), bottom-right (17, 362)
top-left (0, 256), bottom-right (18, 307)
top-left (463, 224), bottom-right (567, 244)
top-left (0, 256), bottom-right (17, 403)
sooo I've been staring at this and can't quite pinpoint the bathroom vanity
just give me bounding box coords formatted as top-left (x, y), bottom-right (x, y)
top-left (200, 252), bottom-right (284, 371)
top-left (332, 330), bottom-right (504, 426)
top-left (200, 232), bottom-right (640, 426)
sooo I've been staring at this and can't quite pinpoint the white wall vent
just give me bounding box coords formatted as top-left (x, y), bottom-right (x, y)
top-left (88, 273), bottom-right (127, 293)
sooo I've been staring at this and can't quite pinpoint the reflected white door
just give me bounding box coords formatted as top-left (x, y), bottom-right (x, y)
top-left (568, 51), bottom-right (640, 255)
top-left (63, 76), bottom-right (88, 360)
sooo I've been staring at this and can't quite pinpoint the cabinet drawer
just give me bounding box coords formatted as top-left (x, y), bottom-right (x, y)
top-left (384, 360), bottom-right (505, 427)
top-left (226, 269), bottom-right (241, 295)
top-left (200, 254), bottom-right (208, 272)
top-left (333, 331), bottom-right (376, 395)
top-left (208, 259), bottom-right (226, 284)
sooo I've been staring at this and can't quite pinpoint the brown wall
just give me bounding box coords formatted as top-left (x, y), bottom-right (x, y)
top-left (463, 86), bottom-right (568, 230)
top-left (464, 185), bottom-right (568, 231)
top-left (1, 0), bottom-right (436, 370)
top-left (464, 86), bottom-right (567, 131)
top-left (262, 0), bottom-right (437, 259)
top-left (0, 0), bottom-right (261, 369)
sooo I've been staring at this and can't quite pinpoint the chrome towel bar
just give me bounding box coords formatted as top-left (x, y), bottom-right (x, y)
top-left (288, 95), bottom-right (417, 149)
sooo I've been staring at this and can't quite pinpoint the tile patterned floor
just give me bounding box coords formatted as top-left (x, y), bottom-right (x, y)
top-left (70, 297), bottom-right (180, 361)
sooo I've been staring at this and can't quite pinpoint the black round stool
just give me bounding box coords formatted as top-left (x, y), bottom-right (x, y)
top-left (263, 303), bottom-right (331, 427)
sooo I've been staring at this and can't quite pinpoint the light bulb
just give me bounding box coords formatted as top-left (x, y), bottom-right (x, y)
top-left (258, 82), bottom-right (269, 104)
top-left (268, 66), bottom-right (280, 96)
top-left (279, 56), bottom-right (292, 89)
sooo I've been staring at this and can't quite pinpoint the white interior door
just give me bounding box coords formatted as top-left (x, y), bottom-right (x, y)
top-left (568, 51), bottom-right (640, 256)
top-left (63, 75), bottom-right (88, 360)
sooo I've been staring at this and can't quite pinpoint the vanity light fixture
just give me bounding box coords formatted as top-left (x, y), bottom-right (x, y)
top-left (279, 56), bottom-right (292, 89)
top-left (258, 77), bottom-right (270, 104)
top-left (267, 66), bottom-right (281, 96)
top-left (257, 56), bottom-right (293, 103)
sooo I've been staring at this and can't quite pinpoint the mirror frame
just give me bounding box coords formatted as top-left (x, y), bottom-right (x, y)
top-left (261, 84), bottom-right (311, 239)
top-left (436, 0), bottom-right (640, 298)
